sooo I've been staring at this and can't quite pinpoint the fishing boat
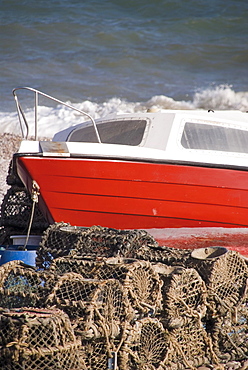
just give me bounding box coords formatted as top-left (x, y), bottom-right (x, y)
top-left (10, 87), bottom-right (248, 237)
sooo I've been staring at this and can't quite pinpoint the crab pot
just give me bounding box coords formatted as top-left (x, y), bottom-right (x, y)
top-left (188, 246), bottom-right (229, 282)
top-left (120, 318), bottom-right (169, 370)
top-left (0, 308), bottom-right (82, 370)
top-left (190, 247), bottom-right (248, 312)
top-left (0, 260), bottom-right (47, 309)
top-left (158, 266), bottom-right (207, 328)
top-left (94, 257), bottom-right (163, 316)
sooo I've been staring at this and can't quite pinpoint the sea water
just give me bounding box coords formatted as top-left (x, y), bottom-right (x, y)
top-left (0, 0), bottom-right (248, 137)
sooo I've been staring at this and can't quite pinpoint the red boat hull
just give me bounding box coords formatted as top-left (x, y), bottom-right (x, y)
top-left (15, 155), bottom-right (248, 231)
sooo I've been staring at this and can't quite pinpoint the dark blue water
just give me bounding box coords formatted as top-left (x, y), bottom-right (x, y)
top-left (1, 0), bottom-right (248, 133)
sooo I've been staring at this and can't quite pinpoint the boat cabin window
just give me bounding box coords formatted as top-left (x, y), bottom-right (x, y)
top-left (68, 119), bottom-right (147, 146)
top-left (181, 122), bottom-right (248, 153)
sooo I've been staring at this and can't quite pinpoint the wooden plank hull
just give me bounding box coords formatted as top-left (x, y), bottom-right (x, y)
top-left (15, 155), bottom-right (248, 231)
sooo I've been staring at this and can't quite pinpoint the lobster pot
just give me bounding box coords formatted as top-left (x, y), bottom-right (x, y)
top-left (0, 185), bottom-right (48, 230)
top-left (36, 223), bottom-right (86, 269)
top-left (133, 243), bottom-right (192, 266)
top-left (45, 272), bottom-right (102, 320)
top-left (165, 318), bottom-right (213, 370)
top-left (46, 272), bottom-right (132, 341)
top-left (119, 318), bottom-right (169, 370)
top-left (80, 338), bottom-right (125, 370)
top-left (80, 278), bottom-right (132, 342)
top-left (73, 225), bottom-right (158, 258)
top-left (79, 340), bottom-right (108, 370)
top-left (50, 255), bottom-right (103, 278)
top-left (210, 298), bottom-right (248, 363)
top-left (0, 260), bottom-right (45, 308)
top-left (49, 257), bottom-right (163, 318)
top-left (0, 308), bottom-right (81, 370)
top-left (94, 257), bottom-right (163, 316)
top-left (77, 281), bottom-right (132, 370)
top-left (190, 248), bottom-right (248, 314)
top-left (157, 266), bottom-right (207, 328)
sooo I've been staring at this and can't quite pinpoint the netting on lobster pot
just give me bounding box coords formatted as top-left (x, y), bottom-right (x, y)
top-left (49, 255), bottom-right (103, 278)
top-left (94, 257), bottom-right (163, 317)
top-left (0, 260), bottom-right (46, 308)
top-left (79, 338), bottom-right (117, 370)
top-left (74, 225), bottom-right (158, 258)
top-left (158, 266), bottom-right (207, 329)
top-left (0, 307), bottom-right (81, 370)
top-left (119, 317), bottom-right (169, 370)
top-left (45, 272), bottom-right (101, 320)
top-left (164, 318), bottom-right (216, 370)
top-left (80, 278), bottom-right (133, 343)
top-left (36, 223), bottom-right (86, 269)
top-left (0, 185), bottom-right (48, 231)
top-left (190, 248), bottom-right (248, 315)
top-left (209, 285), bottom-right (248, 363)
top-left (38, 225), bottom-right (164, 269)
top-left (49, 255), bottom-right (163, 318)
top-left (133, 244), bottom-right (192, 267)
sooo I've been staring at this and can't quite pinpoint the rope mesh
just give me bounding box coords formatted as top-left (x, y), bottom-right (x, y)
top-left (0, 220), bottom-right (247, 369)
top-left (190, 249), bottom-right (248, 315)
top-left (120, 318), bottom-right (169, 370)
top-left (0, 185), bottom-right (48, 232)
top-left (0, 260), bottom-right (46, 308)
top-left (160, 267), bottom-right (207, 329)
top-left (0, 308), bottom-right (82, 370)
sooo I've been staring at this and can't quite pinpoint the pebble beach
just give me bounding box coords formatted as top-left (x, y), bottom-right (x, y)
top-left (0, 133), bottom-right (21, 205)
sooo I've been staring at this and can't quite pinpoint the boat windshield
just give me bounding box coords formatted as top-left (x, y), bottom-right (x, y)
top-left (181, 122), bottom-right (248, 154)
top-left (67, 119), bottom-right (147, 146)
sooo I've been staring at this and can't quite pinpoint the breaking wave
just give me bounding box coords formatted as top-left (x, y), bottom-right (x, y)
top-left (1, 85), bottom-right (248, 138)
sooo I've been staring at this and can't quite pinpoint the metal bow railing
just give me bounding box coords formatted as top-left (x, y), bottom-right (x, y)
top-left (12, 87), bottom-right (101, 142)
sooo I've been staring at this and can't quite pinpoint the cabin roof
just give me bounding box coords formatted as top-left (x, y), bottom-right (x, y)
top-left (17, 110), bottom-right (248, 169)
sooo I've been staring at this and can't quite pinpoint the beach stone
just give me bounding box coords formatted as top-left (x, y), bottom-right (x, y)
top-left (0, 133), bottom-right (21, 205)
top-left (0, 158), bottom-right (10, 204)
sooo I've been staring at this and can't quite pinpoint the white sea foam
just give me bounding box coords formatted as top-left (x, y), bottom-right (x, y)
top-left (1, 86), bottom-right (247, 138)
top-left (192, 85), bottom-right (248, 111)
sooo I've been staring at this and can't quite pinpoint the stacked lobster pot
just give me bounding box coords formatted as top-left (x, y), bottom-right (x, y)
top-left (47, 255), bottom-right (164, 369)
top-left (0, 222), bottom-right (247, 369)
top-left (0, 260), bottom-right (46, 309)
top-left (189, 247), bottom-right (248, 363)
top-left (0, 308), bottom-right (82, 370)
